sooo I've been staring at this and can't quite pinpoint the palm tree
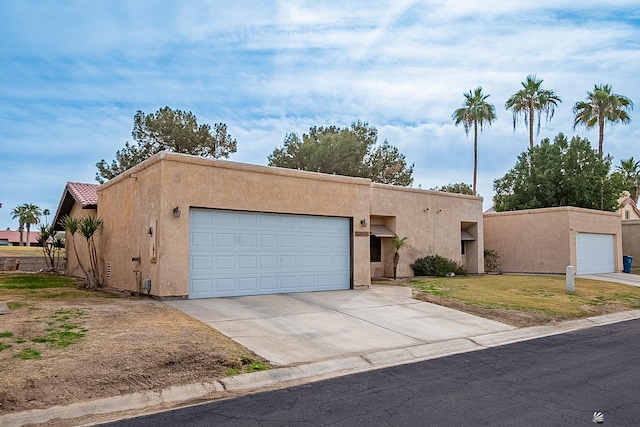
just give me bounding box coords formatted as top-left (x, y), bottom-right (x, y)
top-left (392, 235), bottom-right (408, 280)
top-left (21, 204), bottom-right (42, 247)
top-left (505, 75), bottom-right (561, 149)
top-left (616, 157), bottom-right (640, 203)
top-left (43, 208), bottom-right (51, 226)
top-left (452, 87), bottom-right (497, 195)
top-left (10, 205), bottom-right (28, 246)
top-left (573, 84), bottom-right (634, 155)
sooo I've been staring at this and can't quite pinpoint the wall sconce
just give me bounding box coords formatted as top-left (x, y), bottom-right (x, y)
top-left (360, 218), bottom-right (367, 227)
top-left (173, 206), bottom-right (181, 218)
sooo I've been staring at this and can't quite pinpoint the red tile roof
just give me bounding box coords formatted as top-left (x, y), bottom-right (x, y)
top-left (66, 182), bottom-right (99, 207)
top-left (0, 230), bottom-right (41, 245)
top-left (52, 182), bottom-right (99, 231)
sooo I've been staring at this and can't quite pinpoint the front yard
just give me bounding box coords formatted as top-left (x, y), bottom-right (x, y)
top-left (3, 272), bottom-right (640, 417)
top-left (404, 274), bottom-right (640, 327)
top-left (0, 273), bottom-right (271, 415)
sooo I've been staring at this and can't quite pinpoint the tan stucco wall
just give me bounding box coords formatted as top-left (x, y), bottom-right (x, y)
top-left (96, 152), bottom-right (486, 297)
top-left (98, 152), bottom-right (372, 297)
top-left (622, 219), bottom-right (640, 267)
top-left (484, 207), bottom-right (623, 274)
top-left (370, 184), bottom-right (485, 276)
top-left (64, 204), bottom-right (98, 279)
top-left (620, 204), bottom-right (640, 220)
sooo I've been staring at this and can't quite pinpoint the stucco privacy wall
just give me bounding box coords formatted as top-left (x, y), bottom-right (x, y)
top-left (370, 184), bottom-right (484, 276)
top-left (98, 152), bottom-right (372, 298)
top-left (484, 207), bottom-right (622, 274)
top-left (622, 219), bottom-right (640, 267)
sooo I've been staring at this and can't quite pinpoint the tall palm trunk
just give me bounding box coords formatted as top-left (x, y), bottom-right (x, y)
top-left (473, 120), bottom-right (478, 195)
top-left (25, 224), bottom-right (31, 247)
top-left (598, 115), bottom-right (605, 155)
top-left (528, 101), bottom-right (535, 149)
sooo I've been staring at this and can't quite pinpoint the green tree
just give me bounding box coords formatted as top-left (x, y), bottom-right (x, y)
top-left (452, 87), bottom-right (497, 195)
top-left (505, 75), bottom-right (561, 149)
top-left (573, 84), bottom-right (634, 155)
top-left (493, 133), bottom-right (625, 212)
top-left (430, 183), bottom-right (474, 195)
top-left (392, 235), bottom-right (408, 280)
top-left (10, 205), bottom-right (27, 246)
top-left (96, 107), bottom-right (237, 183)
top-left (268, 121), bottom-right (414, 186)
top-left (42, 208), bottom-right (50, 226)
top-left (11, 203), bottom-right (41, 247)
top-left (614, 157), bottom-right (640, 203)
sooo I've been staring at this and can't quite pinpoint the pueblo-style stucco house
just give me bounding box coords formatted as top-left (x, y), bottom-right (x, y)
top-left (484, 206), bottom-right (623, 275)
top-left (54, 152), bottom-right (484, 299)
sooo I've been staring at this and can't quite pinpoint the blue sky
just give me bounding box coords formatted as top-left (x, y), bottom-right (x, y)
top-left (1, 1), bottom-right (639, 229)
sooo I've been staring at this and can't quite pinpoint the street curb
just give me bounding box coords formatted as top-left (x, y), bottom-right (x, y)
top-left (3, 310), bottom-right (640, 427)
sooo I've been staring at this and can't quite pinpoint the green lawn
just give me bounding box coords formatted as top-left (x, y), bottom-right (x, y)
top-left (405, 275), bottom-right (640, 324)
top-left (0, 246), bottom-right (63, 257)
top-left (0, 273), bottom-right (100, 300)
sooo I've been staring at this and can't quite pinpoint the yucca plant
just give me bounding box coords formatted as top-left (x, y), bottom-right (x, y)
top-left (392, 235), bottom-right (408, 280)
top-left (78, 216), bottom-right (103, 289)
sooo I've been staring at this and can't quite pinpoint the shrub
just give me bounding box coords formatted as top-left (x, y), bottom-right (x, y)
top-left (410, 255), bottom-right (467, 277)
top-left (484, 249), bottom-right (500, 272)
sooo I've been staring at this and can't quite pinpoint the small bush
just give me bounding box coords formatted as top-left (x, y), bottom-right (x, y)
top-left (484, 249), bottom-right (501, 272)
top-left (410, 255), bottom-right (467, 277)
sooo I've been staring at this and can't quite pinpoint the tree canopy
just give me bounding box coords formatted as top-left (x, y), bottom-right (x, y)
top-left (11, 203), bottom-right (41, 246)
top-left (452, 87), bottom-right (497, 195)
top-left (614, 157), bottom-right (640, 203)
top-left (96, 107), bottom-right (237, 183)
top-left (493, 133), bottom-right (625, 212)
top-left (430, 183), bottom-right (474, 195)
top-left (573, 84), bottom-right (633, 155)
top-left (267, 121), bottom-right (414, 186)
top-left (505, 75), bottom-right (561, 149)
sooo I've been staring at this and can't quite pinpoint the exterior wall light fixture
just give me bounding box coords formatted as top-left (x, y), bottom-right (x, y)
top-left (173, 206), bottom-right (181, 218)
top-left (360, 218), bottom-right (367, 227)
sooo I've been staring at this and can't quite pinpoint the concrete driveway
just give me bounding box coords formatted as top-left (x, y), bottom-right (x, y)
top-left (578, 272), bottom-right (640, 287)
top-left (165, 285), bottom-right (514, 365)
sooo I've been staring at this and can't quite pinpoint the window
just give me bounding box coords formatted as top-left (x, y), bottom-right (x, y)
top-left (370, 236), bottom-right (381, 262)
top-left (625, 210), bottom-right (630, 219)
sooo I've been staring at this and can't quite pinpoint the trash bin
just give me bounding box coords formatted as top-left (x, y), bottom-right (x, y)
top-left (623, 255), bottom-right (633, 273)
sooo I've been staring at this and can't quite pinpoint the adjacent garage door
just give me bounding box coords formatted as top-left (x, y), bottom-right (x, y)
top-left (576, 233), bottom-right (615, 274)
top-left (189, 209), bottom-right (351, 298)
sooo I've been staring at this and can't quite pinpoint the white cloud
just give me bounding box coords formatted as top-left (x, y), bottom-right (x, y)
top-left (0, 0), bottom-right (639, 226)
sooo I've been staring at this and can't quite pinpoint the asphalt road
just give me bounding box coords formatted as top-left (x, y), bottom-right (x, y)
top-left (102, 319), bottom-right (640, 426)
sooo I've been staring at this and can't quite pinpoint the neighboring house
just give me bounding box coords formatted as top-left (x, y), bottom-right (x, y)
top-left (618, 196), bottom-right (640, 220)
top-left (0, 229), bottom-right (41, 246)
top-left (484, 206), bottom-right (622, 275)
top-left (52, 182), bottom-right (99, 278)
top-left (53, 152), bottom-right (485, 299)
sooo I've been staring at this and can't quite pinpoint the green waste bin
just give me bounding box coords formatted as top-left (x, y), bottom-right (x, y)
top-left (623, 256), bottom-right (633, 273)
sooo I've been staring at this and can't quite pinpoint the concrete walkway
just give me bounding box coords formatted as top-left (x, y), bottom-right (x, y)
top-left (578, 272), bottom-right (640, 287)
top-left (164, 285), bottom-right (514, 365)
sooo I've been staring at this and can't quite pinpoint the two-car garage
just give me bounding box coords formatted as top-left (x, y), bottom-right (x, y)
top-left (189, 209), bottom-right (352, 298)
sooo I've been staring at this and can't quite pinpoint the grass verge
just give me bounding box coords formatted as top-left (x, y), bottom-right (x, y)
top-left (404, 275), bottom-right (640, 327)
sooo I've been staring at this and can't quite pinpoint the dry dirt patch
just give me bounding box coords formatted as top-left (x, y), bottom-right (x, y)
top-left (0, 296), bottom-right (271, 414)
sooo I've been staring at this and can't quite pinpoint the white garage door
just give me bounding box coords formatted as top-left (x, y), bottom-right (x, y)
top-left (576, 233), bottom-right (615, 274)
top-left (189, 209), bottom-right (351, 298)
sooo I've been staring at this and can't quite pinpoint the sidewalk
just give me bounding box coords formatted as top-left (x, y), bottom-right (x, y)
top-left (3, 309), bottom-right (640, 427)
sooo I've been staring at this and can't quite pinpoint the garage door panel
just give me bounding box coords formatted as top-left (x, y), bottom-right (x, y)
top-left (190, 209), bottom-right (351, 298)
top-left (577, 233), bottom-right (615, 274)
